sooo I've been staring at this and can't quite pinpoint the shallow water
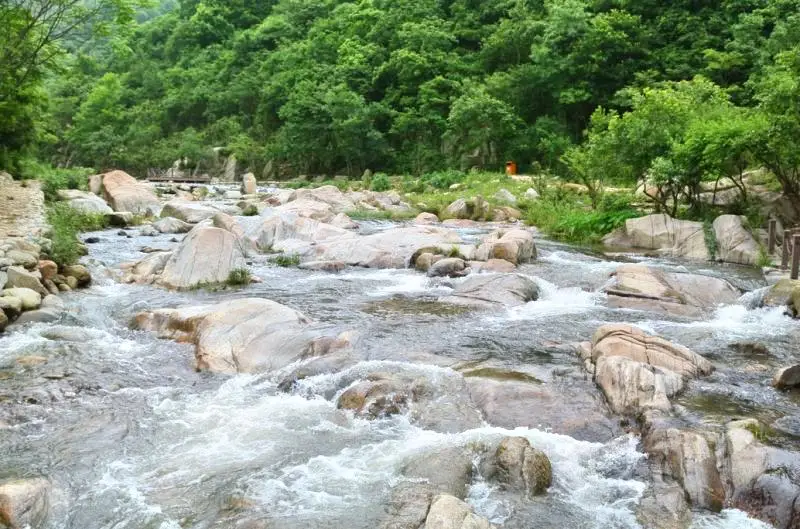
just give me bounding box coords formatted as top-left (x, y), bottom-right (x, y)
top-left (1, 215), bottom-right (797, 529)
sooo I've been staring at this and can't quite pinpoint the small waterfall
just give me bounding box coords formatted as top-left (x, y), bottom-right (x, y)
top-left (737, 286), bottom-right (771, 310)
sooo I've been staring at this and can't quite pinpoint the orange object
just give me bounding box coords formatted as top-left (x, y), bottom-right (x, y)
top-left (505, 161), bottom-right (517, 176)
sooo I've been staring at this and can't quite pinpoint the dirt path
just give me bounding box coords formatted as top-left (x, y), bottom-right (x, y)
top-left (0, 172), bottom-right (46, 239)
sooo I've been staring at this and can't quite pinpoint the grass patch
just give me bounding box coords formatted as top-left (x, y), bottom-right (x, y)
top-left (269, 253), bottom-right (301, 267)
top-left (756, 246), bottom-right (773, 268)
top-left (525, 192), bottom-right (639, 244)
top-left (703, 220), bottom-right (718, 260)
top-left (46, 203), bottom-right (108, 265)
top-left (20, 159), bottom-right (94, 202)
top-left (226, 268), bottom-right (252, 286)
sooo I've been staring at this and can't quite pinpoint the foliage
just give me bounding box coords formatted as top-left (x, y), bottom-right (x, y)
top-left (226, 268), bottom-right (251, 286)
top-left (241, 204), bottom-right (259, 216)
top-left (269, 253), bottom-right (300, 267)
top-left (19, 159), bottom-right (92, 201)
top-left (423, 170), bottom-right (466, 190)
top-left (46, 203), bottom-right (108, 265)
top-left (370, 173), bottom-right (391, 192)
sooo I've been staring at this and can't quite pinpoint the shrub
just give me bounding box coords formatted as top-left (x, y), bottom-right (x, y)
top-left (46, 203), bottom-right (108, 265)
top-left (370, 173), bottom-right (391, 192)
top-left (526, 193), bottom-right (639, 244)
top-left (241, 204), bottom-right (259, 216)
top-left (422, 169), bottom-right (465, 190)
top-left (227, 268), bottom-right (252, 285)
top-left (269, 253), bottom-right (301, 267)
top-left (20, 159), bottom-right (93, 202)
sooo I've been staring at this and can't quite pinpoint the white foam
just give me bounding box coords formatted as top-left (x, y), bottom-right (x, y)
top-left (301, 268), bottom-right (454, 296)
top-left (691, 509), bottom-right (775, 528)
top-left (507, 277), bottom-right (605, 320)
top-left (639, 304), bottom-right (794, 339)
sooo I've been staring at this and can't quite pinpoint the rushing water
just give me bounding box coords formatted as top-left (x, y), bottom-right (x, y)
top-left (1, 213), bottom-right (798, 529)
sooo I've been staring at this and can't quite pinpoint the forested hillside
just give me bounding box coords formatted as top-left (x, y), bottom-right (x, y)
top-left (4, 0), bottom-right (800, 195)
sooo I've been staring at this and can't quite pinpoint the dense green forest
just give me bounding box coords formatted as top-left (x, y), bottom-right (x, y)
top-left (3, 0), bottom-right (800, 205)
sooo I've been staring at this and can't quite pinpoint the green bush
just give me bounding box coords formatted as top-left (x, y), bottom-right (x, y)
top-left (241, 204), bottom-right (259, 216)
top-left (20, 159), bottom-right (93, 202)
top-left (526, 193), bottom-right (639, 244)
top-left (227, 268), bottom-right (252, 285)
top-left (46, 203), bottom-right (108, 265)
top-left (422, 170), bottom-right (465, 190)
top-left (269, 253), bottom-right (301, 267)
top-left (370, 173), bottom-right (391, 192)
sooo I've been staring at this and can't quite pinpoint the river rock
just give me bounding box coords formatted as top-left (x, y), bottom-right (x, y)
top-left (415, 212), bottom-right (440, 225)
top-left (15, 308), bottom-right (61, 325)
top-left (440, 274), bottom-right (539, 308)
top-left (763, 279), bottom-right (800, 318)
top-left (491, 206), bottom-right (522, 222)
top-left (134, 298), bottom-right (351, 374)
top-left (773, 365), bottom-right (800, 389)
top-left (443, 197), bottom-right (489, 220)
top-left (401, 447), bottom-right (475, 499)
top-left (415, 253), bottom-right (443, 273)
top-left (0, 477), bottom-right (50, 529)
top-left (6, 266), bottom-right (48, 297)
top-left (241, 173), bottom-right (257, 195)
top-left (330, 212), bottom-right (358, 230)
top-left (474, 229), bottom-right (536, 264)
top-left (603, 214), bottom-right (710, 260)
top-left (494, 188), bottom-right (517, 204)
top-left (62, 265), bottom-right (91, 287)
top-left (468, 259), bottom-right (516, 274)
top-left (642, 415), bottom-right (725, 512)
top-left (336, 369), bottom-right (482, 433)
top-left (152, 217), bottom-right (193, 234)
top-left (487, 437), bottom-right (552, 497)
top-left (7, 249), bottom-right (38, 269)
top-left (427, 258), bottom-right (468, 278)
top-left (723, 419), bottom-right (800, 529)
top-left (713, 215), bottom-right (760, 266)
top-left (139, 224), bottom-right (159, 237)
top-left (587, 324), bottom-right (713, 414)
top-left (288, 185), bottom-right (355, 213)
top-left (3, 288), bottom-right (42, 311)
top-left (99, 170), bottom-right (161, 215)
top-left (603, 264), bottom-right (740, 317)
top-left (423, 495), bottom-right (495, 529)
top-left (159, 227), bottom-right (247, 289)
top-left (38, 260), bottom-right (57, 281)
top-left (0, 295), bottom-right (23, 319)
top-left (297, 260), bottom-right (346, 273)
top-left (160, 201), bottom-right (223, 224)
top-left (0, 311), bottom-right (7, 331)
top-left (121, 251), bottom-right (172, 284)
top-left (57, 189), bottom-right (113, 214)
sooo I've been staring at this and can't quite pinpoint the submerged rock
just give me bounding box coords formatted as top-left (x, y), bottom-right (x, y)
top-left (487, 437), bottom-right (552, 497)
top-left (134, 298), bottom-right (351, 374)
top-left (423, 495), bottom-right (495, 529)
top-left (439, 274), bottom-right (539, 308)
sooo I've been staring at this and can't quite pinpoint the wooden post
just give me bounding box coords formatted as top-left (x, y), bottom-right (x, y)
top-left (792, 234), bottom-right (800, 280)
top-left (783, 230), bottom-right (791, 269)
top-left (768, 219), bottom-right (777, 254)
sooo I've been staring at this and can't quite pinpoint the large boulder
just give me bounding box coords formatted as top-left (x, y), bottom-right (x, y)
top-left (98, 170), bottom-right (161, 215)
top-left (763, 279), bottom-right (800, 318)
top-left (474, 229), bottom-right (536, 264)
top-left (415, 212), bottom-right (440, 225)
top-left (443, 196), bottom-right (489, 221)
top-left (603, 264), bottom-right (740, 317)
top-left (57, 189), bottom-right (113, 214)
top-left (3, 288), bottom-right (42, 311)
top-left (587, 324), bottom-right (713, 414)
top-left (286, 185), bottom-right (355, 214)
top-left (428, 258), bottom-right (468, 278)
top-left (160, 201), bottom-right (224, 224)
top-left (159, 226), bottom-right (247, 289)
top-left (493, 188), bottom-right (517, 204)
top-left (134, 298), bottom-right (351, 374)
top-left (722, 419), bottom-right (800, 529)
top-left (241, 173), bottom-right (258, 195)
top-left (0, 478), bottom-right (50, 529)
top-left (5, 266), bottom-right (48, 297)
top-left (440, 274), bottom-right (539, 308)
top-left (423, 495), bottom-right (495, 529)
top-left (152, 217), bottom-right (193, 234)
top-left (773, 365), bottom-right (800, 389)
top-left (713, 215), bottom-right (761, 266)
top-left (603, 214), bottom-right (710, 260)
